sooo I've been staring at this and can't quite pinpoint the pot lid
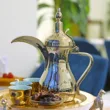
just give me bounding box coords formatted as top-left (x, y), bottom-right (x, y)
top-left (45, 8), bottom-right (76, 48)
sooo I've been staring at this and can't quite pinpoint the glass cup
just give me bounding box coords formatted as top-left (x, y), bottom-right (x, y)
top-left (23, 78), bottom-right (41, 95)
top-left (9, 85), bottom-right (32, 106)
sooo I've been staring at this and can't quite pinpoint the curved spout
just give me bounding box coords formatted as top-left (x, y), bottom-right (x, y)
top-left (11, 36), bottom-right (48, 67)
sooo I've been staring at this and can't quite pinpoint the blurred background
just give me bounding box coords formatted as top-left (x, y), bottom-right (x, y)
top-left (0, 0), bottom-right (110, 79)
top-left (37, 0), bottom-right (110, 39)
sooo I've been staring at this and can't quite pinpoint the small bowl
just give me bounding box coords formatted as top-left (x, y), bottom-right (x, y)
top-left (31, 99), bottom-right (62, 106)
top-left (31, 93), bottom-right (62, 106)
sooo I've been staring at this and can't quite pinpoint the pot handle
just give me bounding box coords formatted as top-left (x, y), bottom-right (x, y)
top-left (70, 52), bottom-right (94, 92)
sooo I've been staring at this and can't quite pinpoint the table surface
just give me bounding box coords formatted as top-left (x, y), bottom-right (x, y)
top-left (0, 86), bottom-right (7, 90)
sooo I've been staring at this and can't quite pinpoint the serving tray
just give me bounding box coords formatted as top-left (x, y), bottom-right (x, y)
top-left (0, 89), bottom-right (97, 110)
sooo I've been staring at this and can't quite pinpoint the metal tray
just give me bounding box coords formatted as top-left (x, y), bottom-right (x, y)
top-left (0, 89), bottom-right (95, 110)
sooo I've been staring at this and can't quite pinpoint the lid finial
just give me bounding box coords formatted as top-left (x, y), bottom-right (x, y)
top-left (56, 8), bottom-right (62, 21)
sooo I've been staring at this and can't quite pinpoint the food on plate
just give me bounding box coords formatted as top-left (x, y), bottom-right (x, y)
top-left (31, 91), bottom-right (62, 105)
top-left (0, 72), bottom-right (23, 86)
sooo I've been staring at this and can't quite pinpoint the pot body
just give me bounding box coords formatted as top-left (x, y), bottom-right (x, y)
top-left (39, 46), bottom-right (76, 92)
